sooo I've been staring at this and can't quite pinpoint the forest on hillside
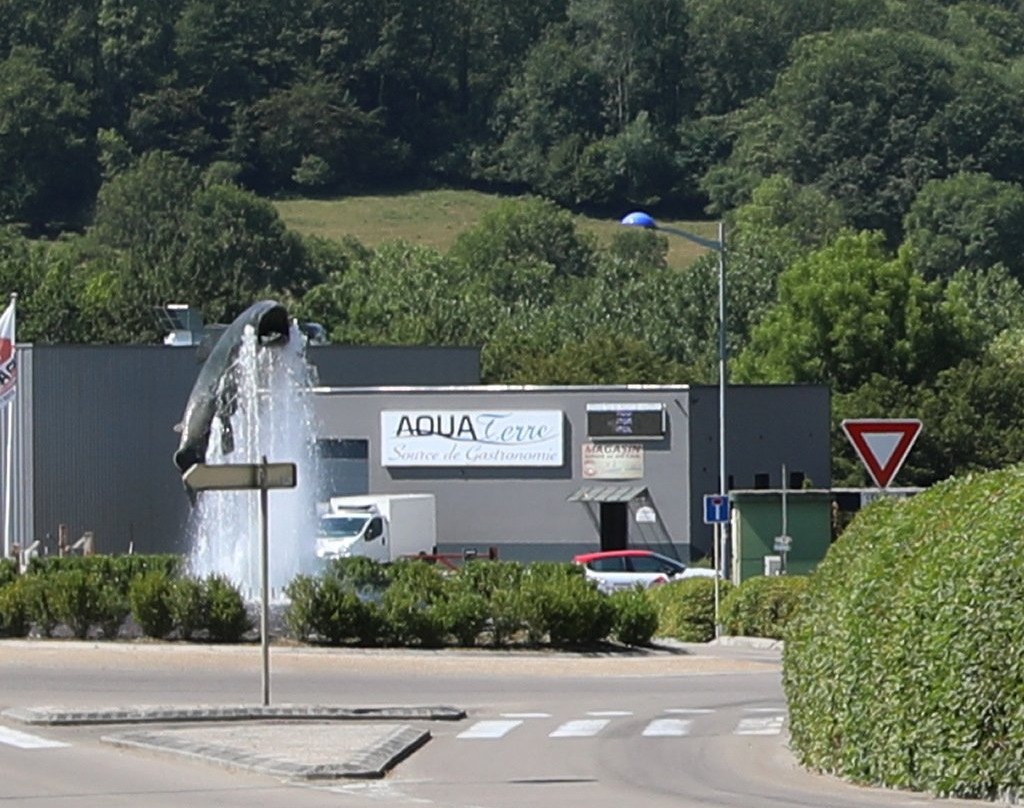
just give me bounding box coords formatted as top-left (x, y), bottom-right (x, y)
top-left (4, 0), bottom-right (1024, 487)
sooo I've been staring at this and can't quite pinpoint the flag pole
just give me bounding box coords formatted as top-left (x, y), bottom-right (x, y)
top-left (3, 293), bottom-right (16, 562)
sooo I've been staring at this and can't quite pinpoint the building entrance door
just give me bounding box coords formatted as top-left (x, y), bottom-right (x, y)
top-left (599, 502), bottom-right (628, 551)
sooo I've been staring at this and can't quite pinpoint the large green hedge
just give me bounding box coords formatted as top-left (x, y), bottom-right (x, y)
top-left (784, 466), bottom-right (1024, 799)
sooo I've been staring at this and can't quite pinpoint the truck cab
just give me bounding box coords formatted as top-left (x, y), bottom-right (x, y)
top-left (315, 507), bottom-right (390, 563)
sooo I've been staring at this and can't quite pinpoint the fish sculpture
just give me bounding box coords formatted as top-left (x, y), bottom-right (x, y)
top-left (173, 300), bottom-right (290, 481)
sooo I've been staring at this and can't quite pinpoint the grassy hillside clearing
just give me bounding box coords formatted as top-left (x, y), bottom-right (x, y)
top-left (273, 189), bottom-right (716, 268)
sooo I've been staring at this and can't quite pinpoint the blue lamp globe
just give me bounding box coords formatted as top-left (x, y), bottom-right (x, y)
top-left (620, 211), bottom-right (657, 229)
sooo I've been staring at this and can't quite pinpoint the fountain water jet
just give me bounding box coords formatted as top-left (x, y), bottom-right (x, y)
top-left (182, 317), bottom-right (322, 596)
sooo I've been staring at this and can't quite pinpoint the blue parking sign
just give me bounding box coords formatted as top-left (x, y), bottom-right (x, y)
top-left (703, 494), bottom-right (730, 524)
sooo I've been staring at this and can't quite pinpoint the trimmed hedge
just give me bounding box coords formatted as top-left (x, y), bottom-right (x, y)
top-left (784, 466), bottom-right (1024, 800)
top-left (721, 574), bottom-right (807, 640)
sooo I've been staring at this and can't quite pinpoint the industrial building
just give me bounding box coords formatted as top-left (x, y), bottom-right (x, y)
top-left (2, 340), bottom-right (830, 571)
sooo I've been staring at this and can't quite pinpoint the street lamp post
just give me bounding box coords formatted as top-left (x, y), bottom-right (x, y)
top-left (621, 211), bottom-right (727, 638)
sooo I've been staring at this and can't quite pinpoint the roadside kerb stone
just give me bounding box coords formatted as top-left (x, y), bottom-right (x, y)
top-left (1, 704), bottom-right (465, 726)
top-left (101, 722), bottom-right (431, 780)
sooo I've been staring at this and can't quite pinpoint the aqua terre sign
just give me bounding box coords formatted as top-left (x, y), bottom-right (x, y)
top-left (380, 410), bottom-right (564, 467)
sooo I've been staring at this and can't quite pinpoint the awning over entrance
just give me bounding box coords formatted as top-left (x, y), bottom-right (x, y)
top-left (567, 484), bottom-right (647, 503)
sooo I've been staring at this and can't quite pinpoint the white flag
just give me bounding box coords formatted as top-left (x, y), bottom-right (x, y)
top-left (0, 297), bottom-right (16, 408)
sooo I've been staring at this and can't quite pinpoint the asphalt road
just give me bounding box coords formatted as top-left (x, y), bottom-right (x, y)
top-left (0, 640), bottom-right (990, 808)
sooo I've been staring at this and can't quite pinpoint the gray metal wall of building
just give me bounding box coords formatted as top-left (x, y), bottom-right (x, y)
top-left (12, 344), bottom-right (481, 557)
top-left (312, 384), bottom-right (831, 563)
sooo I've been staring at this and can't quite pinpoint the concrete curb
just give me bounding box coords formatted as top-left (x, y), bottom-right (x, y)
top-left (1, 704), bottom-right (465, 726)
top-left (101, 723), bottom-right (431, 780)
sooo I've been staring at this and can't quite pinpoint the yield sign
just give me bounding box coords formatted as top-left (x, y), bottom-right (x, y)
top-left (841, 419), bottom-right (922, 488)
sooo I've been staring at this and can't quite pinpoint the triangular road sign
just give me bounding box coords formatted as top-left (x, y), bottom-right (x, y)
top-left (841, 419), bottom-right (922, 488)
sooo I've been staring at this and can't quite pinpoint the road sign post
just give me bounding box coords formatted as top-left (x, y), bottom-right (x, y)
top-left (183, 458), bottom-right (296, 706)
top-left (702, 494), bottom-right (730, 639)
top-left (841, 419), bottom-right (922, 489)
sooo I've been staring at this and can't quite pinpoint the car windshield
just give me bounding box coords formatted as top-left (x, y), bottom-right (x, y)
top-left (317, 515), bottom-right (369, 538)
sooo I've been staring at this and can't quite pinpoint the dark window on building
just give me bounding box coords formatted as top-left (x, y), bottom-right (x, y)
top-left (754, 473), bottom-right (770, 489)
top-left (789, 471), bottom-right (806, 489)
top-left (316, 438), bottom-right (369, 501)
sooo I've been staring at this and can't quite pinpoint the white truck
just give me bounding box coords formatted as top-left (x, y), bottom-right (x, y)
top-left (314, 493), bottom-right (437, 563)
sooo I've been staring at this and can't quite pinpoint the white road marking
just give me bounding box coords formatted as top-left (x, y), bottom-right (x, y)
top-left (500, 712), bottom-right (550, 718)
top-left (0, 726), bottom-right (69, 749)
top-left (736, 715), bottom-right (785, 736)
top-left (549, 719), bottom-right (609, 738)
top-left (457, 720), bottom-right (523, 740)
top-left (642, 718), bottom-right (692, 737)
top-left (586, 710), bottom-right (632, 717)
top-left (664, 708), bottom-right (714, 714)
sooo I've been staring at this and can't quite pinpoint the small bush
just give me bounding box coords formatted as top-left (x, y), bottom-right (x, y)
top-left (48, 570), bottom-right (100, 639)
top-left (433, 587), bottom-right (489, 646)
top-left (95, 582), bottom-right (130, 639)
top-left (0, 558), bottom-right (17, 587)
top-left (168, 577), bottom-right (206, 640)
top-left (24, 576), bottom-right (58, 637)
top-left (129, 570), bottom-right (176, 639)
top-left (381, 583), bottom-right (447, 647)
top-left (203, 575), bottom-right (252, 643)
top-left (0, 578), bottom-right (32, 636)
top-left (324, 556), bottom-right (389, 596)
top-left (721, 575), bottom-right (808, 640)
top-left (649, 577), bottom-right (732, 643)
top-left (282, 574), bottom-right (319, 641)
top-left (519, 563), bottom-right (614, 646)
top-left (313, 575), bottom-right (383, 645)
top-left (609, 588), bottom-right (659, 646)
top-left (486, 587), bottom-right (525, 647)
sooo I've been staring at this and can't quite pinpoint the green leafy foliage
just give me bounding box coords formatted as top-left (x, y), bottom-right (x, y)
top-left (518, 562), bottom-right (614, 646)
top-left (0, 577), bottom-right (32, 637)
top-left (168, 577), bottom-right (205, 641)
top-left (720, 575), bottom-right (807, 640)
top-left (202, 574), bottom-right (252, 643)
top-left (129, 570), bottom-right (176, 639)
top-left (784, 465), bottom-right (1024, 797)
top-left (609, 588), bottom-right (659, 646)
top-left (648, 577), bottom-right (732, 642)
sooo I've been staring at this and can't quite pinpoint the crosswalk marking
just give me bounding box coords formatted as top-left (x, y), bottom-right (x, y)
top-left (736, 715), bottom-right (785, 736)
top-left (550, 719), bottom-right (609, 738)
top-left (642, 718), bottom-right (692, 737)
top-left (454, 708), bottom-right (787, 742)
top-left (457, 720), bottom-right (522, 739)
top-left (0, 726), bottom-right (69, 749)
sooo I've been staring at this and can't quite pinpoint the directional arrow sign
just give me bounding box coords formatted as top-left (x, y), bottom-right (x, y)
top-left (183, 462), bottom-right (296, 491)
top-left (841, 419), bottom-right (922, 489)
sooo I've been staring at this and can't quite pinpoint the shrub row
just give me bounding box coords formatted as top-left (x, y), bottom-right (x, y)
top-left (284, 558), bottom-right (664, 648)
top-left (784, 465), bottom-right (1024, 800)
top-left (1, 552), bottom-right (805, 649)
top-left (0, 563), bottom-right (250, 643)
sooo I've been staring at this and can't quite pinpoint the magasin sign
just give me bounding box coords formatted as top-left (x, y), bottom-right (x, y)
top-left (380, 410), bottom-right (564, 467)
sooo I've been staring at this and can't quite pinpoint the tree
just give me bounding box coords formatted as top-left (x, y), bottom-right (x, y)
top-left (902, 172), bottom-right (1024, 282)
top-left (449, 197), bottom-right (598, 309)
top-left (732, 231), bottom-right (975, 393)
top-left (0, 47), bottom-right (95, 229)
top-left (684, 0), bottom-right (887, 115)
top-left (725, 175), bottom-right (847, 347)
top-left (244, 75), bottom-right (405, 191)
top-left (176, 184), bottom-right (313, 325)
top-left (304, 241), bottom-right (492, 348)
top-left (703, 28), bottom-right (1024, 242)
